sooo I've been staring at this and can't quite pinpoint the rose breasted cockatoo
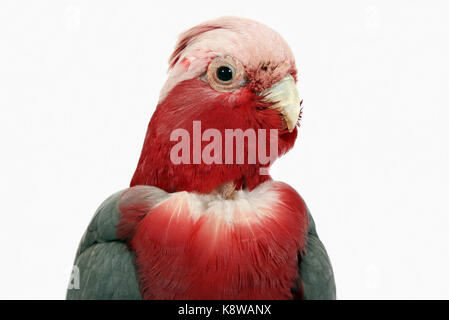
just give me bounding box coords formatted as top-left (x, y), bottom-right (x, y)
top-left (67, 17), bottom-right (335, 300)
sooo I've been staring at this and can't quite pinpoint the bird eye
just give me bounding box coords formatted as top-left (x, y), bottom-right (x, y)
top-left (216, 66), bottom-right (233, 82)
top-left (206, 56), bottom-right (245, 92)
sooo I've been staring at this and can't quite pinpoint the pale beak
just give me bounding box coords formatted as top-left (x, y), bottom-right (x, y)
top-left (261, 74), bottom-right (301, 132)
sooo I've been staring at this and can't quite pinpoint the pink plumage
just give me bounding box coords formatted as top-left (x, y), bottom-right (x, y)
top-left (131, 17), bottom-right (299, 193)
top-left (119, 181), bottom-right (308, 299)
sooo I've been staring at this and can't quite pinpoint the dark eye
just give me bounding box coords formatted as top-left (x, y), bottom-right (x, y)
top-left (206, 56), bottom-right (244, 91)
top-left (216, 66), bottom-right (233, 82)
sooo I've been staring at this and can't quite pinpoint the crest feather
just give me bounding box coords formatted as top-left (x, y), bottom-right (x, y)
top-left (169, 25), bottom-right (221, 69)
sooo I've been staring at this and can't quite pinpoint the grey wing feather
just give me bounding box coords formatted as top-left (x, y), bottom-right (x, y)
top-left (66, 190), bottom-right (141, 300)
top-left (300, 209), bottom-right (337, 300)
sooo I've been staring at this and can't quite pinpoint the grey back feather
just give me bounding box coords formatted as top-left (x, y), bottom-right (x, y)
top-left (66, 190), bottom-right (141, 300)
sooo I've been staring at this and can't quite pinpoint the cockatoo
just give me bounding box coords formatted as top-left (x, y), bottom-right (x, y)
top-left (67, 17), bottom-right (335, 300)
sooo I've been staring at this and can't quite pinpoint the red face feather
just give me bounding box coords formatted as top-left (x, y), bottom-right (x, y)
top-left (130, 77), bottom-right (298, 193)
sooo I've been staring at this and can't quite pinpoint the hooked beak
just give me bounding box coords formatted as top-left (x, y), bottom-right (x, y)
top-left (261, 74), bottom-right (301, 132)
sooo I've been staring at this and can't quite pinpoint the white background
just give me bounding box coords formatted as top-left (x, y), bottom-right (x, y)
top-left (1, 0), bottom-right (448, 299)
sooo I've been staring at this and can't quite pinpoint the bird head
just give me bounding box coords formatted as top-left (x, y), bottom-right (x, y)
top-left (131, 17), bottom-right (302, 194)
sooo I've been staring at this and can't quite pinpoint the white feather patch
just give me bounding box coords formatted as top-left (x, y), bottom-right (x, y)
top-left (150, 180), bottom-right (280, 225)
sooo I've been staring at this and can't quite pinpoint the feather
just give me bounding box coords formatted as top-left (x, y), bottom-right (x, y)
top-left (119, 181), bottom-right (308, 300)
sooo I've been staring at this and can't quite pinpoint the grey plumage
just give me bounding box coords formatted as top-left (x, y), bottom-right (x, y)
top-left (66, 191), bottom-right (141, 300)
top-left (301, 211), bottom-right (336, 299)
